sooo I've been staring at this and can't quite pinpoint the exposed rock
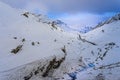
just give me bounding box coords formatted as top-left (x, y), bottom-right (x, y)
top-left (11, 45), bottom-right (23, 54)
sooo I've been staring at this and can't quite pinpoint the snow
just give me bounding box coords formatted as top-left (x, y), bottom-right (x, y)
top-left (75, 21), bottom-right (120, 80)
top-left (0, 1), bottom-right (120, 80)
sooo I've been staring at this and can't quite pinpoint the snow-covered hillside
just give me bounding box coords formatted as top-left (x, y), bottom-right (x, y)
top-left (74, 20), bottom-right (120, 80)
top-left (0, 1), bottom-right (80, 80)
top-left (94, 13), bottom-right (120, 29)
top-left (77, 13), bottom-right (120, 33)
top-left (0, 1), bottom-right (120, 80)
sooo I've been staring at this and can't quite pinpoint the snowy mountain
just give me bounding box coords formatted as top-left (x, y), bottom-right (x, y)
top-left (94, 13), bottom-right (120, 29)
top-left (0, 1), bottom-right (120, 80)
top-left (78, 13), bottom-right (120, 33)
top-left (21, 12), bottom-right (71, 32)
top-left (78, 26), bottom-right (94, 33)
top-left (76, 20), bottom-right (120, 80)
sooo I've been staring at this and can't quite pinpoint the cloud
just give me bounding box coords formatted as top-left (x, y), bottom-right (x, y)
top-left (0, 0), bottom-right (120, 14)
top-left (48, 0), bottom-right (120, 14)
top-left (38, 0), bottom-right (120, 14)
top-left (0, 0), bottom-right (119, 30)
top-left (0, 0), bottom-right (27, 8)
top-left (0, 0), bottom-right (48, 14)
top-left (24, 1), bottom-right (48, 14)
top-left (59, 13), bottom-right (101, 29)
top-left (59, 12), bottom-right (116, 29)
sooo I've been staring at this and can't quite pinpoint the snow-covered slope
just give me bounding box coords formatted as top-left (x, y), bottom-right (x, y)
top-left (94, 13), bottom-right (120, 29)
top-left (0, 1), bottom-right (80, 80)
top-left (0, 1), bottom-right (120, 80)
top-left (73, 20), bottom-right (120, 80)
top-left (78, 13), bottom-right (120, 33)
top-left (21, 12), bottom-right (71, 32)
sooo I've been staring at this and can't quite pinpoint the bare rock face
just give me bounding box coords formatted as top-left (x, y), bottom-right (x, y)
top-left (11, 45), bottom-right (23, 54)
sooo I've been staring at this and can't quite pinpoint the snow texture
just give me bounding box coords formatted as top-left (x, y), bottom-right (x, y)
top-left (0, 1), bottom-right (120, 80)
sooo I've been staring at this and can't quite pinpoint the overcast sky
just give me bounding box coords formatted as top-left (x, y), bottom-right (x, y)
top-left (0, 0), bottom-right (120, 29)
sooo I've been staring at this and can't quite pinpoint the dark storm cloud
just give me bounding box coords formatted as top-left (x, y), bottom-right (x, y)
top-left (0, 0), bottom-right (120, 14)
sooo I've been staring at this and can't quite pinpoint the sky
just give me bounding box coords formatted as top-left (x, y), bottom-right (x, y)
top-left (0, 0), bottom-right (120, 29)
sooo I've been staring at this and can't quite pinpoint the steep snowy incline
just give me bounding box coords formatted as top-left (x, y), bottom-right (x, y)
top-left (0, 1), bottom-right (78, 70)
top-left (0, 1), bottom-right (81, 80)
top-left (72, 20), bottom-right (120, 80)
top-left (94, 13), bottom-right (120, 29)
